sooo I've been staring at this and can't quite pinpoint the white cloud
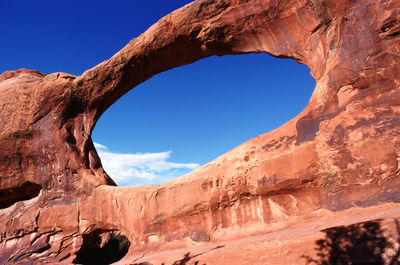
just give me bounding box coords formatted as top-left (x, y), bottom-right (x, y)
top-left (93, 142), bottom-right (199, 186)
top-left (94, 142), bottom-right (108, 150)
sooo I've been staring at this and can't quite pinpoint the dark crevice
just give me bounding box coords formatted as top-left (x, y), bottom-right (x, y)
top-left (73, 229), bottom-right (130, 265)
top-left (380, 19), bottom-right (400, 38)
top-left (65, 125), bottom-right (77, 145)
top-left (0, 181), bottom-right (42, 209)
top-left (380, 20), bottom-right (398, 33)
top-left (295, 114), bottom-right (321, 145)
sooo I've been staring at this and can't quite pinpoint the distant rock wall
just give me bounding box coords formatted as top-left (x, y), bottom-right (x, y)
top-left (0, 0), bottom-right (400, 263)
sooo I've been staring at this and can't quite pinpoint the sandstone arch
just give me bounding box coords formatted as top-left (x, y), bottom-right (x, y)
top-left (1, 0), bottom-right (400, 263)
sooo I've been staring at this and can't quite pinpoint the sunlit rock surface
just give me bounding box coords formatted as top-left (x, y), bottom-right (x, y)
top-left (1, 0), bottom-right (400, 263)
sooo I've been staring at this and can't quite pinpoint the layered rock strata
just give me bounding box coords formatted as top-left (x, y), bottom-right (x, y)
top-left (1, 0), bottom-right (400, 263)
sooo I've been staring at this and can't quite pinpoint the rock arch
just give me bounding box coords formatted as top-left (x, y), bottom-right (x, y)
top-left (0, 0), bottom-right (399, 263)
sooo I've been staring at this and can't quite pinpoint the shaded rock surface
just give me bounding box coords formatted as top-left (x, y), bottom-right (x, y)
top-left (1, 0), bottom-right (400, 264)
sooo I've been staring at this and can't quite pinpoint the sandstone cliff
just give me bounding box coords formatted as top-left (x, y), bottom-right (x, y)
top-left (1, 0), bottom-right (400, 264)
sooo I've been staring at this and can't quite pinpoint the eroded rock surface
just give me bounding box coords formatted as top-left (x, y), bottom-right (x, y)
top-left (1, 0), bottom-right (400, 264)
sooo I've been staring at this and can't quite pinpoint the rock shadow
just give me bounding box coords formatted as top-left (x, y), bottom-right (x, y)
top-left (0, 181), bottom-right (41, 209)
top-left (130, 253), bottom-right (205, 265)
top-left (171, 252), bottom-right (204, 265)
top-left (131, 245), bottom-right (224, 265)
top-left (130, 252), bottom-right (206, 265)
top-left (303, 219), bottom-right (400, 265)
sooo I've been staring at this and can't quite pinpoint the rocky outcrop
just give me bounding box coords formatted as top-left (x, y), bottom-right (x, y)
top-left (1, 0), bottom-right (400, 263)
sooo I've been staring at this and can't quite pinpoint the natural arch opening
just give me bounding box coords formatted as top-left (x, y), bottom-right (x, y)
top-left (92, 53), bottom-right (315, 186)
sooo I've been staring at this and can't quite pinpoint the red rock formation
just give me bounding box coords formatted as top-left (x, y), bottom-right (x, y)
top-left (1, 0), bottom-right (400, 264)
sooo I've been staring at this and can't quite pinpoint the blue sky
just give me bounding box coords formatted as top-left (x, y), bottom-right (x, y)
top-left (1, 0), bottom-right (315, 186)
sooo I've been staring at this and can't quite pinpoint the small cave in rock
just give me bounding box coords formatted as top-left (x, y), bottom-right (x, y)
top-left (73, 229), bottom-right (131, 265)
top-left (0, 181), bottom-right (42, 209)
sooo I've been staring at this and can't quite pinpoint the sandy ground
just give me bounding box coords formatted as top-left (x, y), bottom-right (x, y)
top-left (114, 202), bottom-right (400, 265)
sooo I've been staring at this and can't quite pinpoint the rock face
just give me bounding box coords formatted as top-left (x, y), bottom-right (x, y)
top-left (1, 0), bottom-right (400, 264)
